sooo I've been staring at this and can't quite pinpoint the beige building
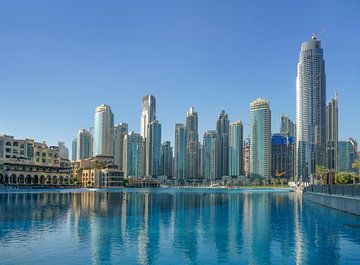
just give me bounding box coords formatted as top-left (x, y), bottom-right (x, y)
top-left (0, 135), bottom-right (71, 186)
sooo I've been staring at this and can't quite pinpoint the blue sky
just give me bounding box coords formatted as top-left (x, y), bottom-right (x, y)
top-left (1, 0), bottom-right (359, 152)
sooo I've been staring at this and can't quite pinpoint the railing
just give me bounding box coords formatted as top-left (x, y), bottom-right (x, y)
top-left (305, 184), bottom-right (360, 197)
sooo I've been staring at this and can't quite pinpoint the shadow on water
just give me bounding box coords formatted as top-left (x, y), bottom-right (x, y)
top-left (0, 190), bottom-right (360, 265)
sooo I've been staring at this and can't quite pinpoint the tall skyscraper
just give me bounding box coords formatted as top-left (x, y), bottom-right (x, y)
top-left (58, 142), bottom-right (69, 159)
top-left (229, 121), bottom-right (243, 177)
top-left (216, 110), bottom-right (230, 177)
top-left (243, 138), bottom-right (250, 177)
top-left (202, 130), bottom-right (218, 181)
top-left (185, 107), bottom-right (201, 180)
top-left (338, 138), bottom-right (358, 173)
top-left (161, 141), bottom-right (173, 177)
top-left (140, 95), bottom-right (156, 139)
top-left (174, 123), bottom-right (186, 181)
top-left (326, 95), bottom-right (338, 171)
top-left (296, 34), bottom-right (326, 180)
top-left (146, 120), bottom-right (162, 177)
top-left (113, 123), bottom-right (128, 171)
top-left (76, 129), bottom-right (93, 160)
top-left (123, 132), bottom-right (144, 178)
top-left (271, 133), bottom-right (295, 178)
top-left (250, 98), bottom-right (271, 178)
top-left (280, 114), bottom-right (296, 138)
top-left (72, 138), bottom-right (77, 161)
top-left (94, 104), bottom-right (114, 156)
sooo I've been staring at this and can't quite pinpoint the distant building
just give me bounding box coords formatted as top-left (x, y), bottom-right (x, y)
top-left (250, 98), bottom-right (271, 178)
top-left (338, 138), bottom-right (358, 172)
top-left (123, 132), bottom-right (144, 178)
top-left (202, 130), bottom-right (218, 181)
top-left (76, 129), bottom-right (93, 160)
top-left (94, 104), bottom-right (114, 156)
top-left (280, 114), bottom-right (296, 138)
top-left (113, 123), bottom-right (128, 171)
top-left (0, 135), bottom-right (71, 186)
top-left (326, 95), bottom-right (338, 171)
top-left (72, 138), bottom-right (77, 161)
top-left (174, 123), bottom-right (186, 181)
top-left (161, 141), bottom-right (173, 177)
top-left (185, 107), bottom-right (201, 180)
top-left (229, 121), bottom-right (243, 177)
top-left (271, 133), bottom-right (295, 178)
top-left (58, 142), bottom-right (69, 159)
top-left (146, 120), bottom-right (162, 177)
top-left (216, 110), bottom-right (230, 178)
top-left (243, 138), bottom-right (250, 177)
top-left (140, 95), bottom-right (156, 139)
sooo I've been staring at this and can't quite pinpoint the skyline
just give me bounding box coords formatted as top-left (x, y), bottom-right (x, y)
top-left (1, 0), bottom-right (360, 151)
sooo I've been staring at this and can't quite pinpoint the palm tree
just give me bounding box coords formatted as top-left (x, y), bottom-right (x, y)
top-left (315, 165), bottom-right (328, 185)
top-left (352, 160), bottom-right (360, 184)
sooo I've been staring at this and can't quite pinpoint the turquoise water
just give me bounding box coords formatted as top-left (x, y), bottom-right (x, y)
top-left (1, 189), bottom-right (360, 265)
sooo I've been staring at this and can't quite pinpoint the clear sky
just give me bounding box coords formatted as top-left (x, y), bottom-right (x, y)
top-left (1, 0), bottom-right (359, 153)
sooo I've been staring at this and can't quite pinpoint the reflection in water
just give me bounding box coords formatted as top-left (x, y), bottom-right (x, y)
top-left (1, 190), bottom-right (360, 265)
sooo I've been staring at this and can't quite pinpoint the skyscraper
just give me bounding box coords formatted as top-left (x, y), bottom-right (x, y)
top-left (76, 128), bottom-right (93, 160)
top-left (243, 138), bottom-right (250, 177)
top-left (271, 133), bottom-right (295, 178)
top-left (58, 142), bottom-right (69, 159)
top-left (185, 107), bottom-right (201, 180)
top-left (250, 98), bottom-right (271, 178)
top-left (146, 120), bottom-right (162, 177)
top-left (123, 132), bottom-right (144, 178)
top-left (174, 123), bottom-right (186, 181)
top-left (338, 138), bottom-right (358, 173)
top-left (72, 138), bottom-right (77, 161)
top-left (94, 104), bottom-right (114, 156)
top-left (326, 95), bottom-right (338, 171)
top-left (280, 114), bottom-right (296, 138)
top-left (140, 95), bottom-right (156, 139)
top-left (161, 141), bottom-right (173, 177)
top-left (113, 123), bottom-right (128, 171)
top-left (229, 121), bottom-right (243, 177)
top-left (296, 34), bottom-right (326, 180)
top-left (202, 130), bottom-right (218, 181)
top-left (216, 110), bottom-right (230, 177)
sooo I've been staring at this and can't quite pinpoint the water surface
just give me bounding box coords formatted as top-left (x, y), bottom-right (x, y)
top-left (1, 189), bottom-right (360, 265)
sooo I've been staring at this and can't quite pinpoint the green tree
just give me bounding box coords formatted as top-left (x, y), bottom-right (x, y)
top-left (315, 165), bottom-right (328, 184)
top-left (352, 160), bottom-right (360, 184)
top-left (335, 172), bottom-right (356, 184)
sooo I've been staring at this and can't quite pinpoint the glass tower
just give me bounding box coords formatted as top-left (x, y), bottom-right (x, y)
top-left (175, 123), bottom-right (186, 181)
top-left (202, 130), bottom-right (218, 181)
top-left (94, 104), bottom-right (114, 157)
top-left (296, 34), bottom-right (326, 180)
top-left (146, 120), bottom-right (162, 177)
top-left (76, 128), bottom-right (93, 160)
top-left (229, 121), bottom-right (243, 177)
top-left (140, 95), bottom-right (156, 139)
top-left (250, 98), bottom-right (271, 178)
top-left (326, 95), bottom-right (338, 171)
top-left (216, 110), bottom-right (230, 178)
top-left (113, 123), bottom-right (128, 170)
top-left (123, 132), bottom-right (144, 178)
top-left (185, 107), bottom-right (201, 180)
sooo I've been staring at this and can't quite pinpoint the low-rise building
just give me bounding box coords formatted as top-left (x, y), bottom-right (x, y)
top-left (0, 135), bottom-right (72, 186)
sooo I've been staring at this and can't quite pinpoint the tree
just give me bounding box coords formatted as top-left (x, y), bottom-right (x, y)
top-left (315, 165), bottom-right (328, 185)
top-left (352, 160), bottom-right (360, 184)
top-left (335, 172), bottom-right (356, 184)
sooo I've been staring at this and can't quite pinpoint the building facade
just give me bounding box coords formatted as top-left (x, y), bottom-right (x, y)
top-left (146, 120), bottom-right (162, 177)
top-left (123, 132), bottom-right (144, 178)
top-left (338, 138), bottom-right (358, 172)
top-left (243, 138), bottom-right (250, 177)
top-left (202, 130), bottom-right (218, 181)
top-left (326, 95), bottom-right (338, 171)
top-left (271, 133), bottom-right (295, 178)
top-left (280, 114), bottom-right (296, 138)
top-left (161, 141), bottom-right (173, 177)
top-left (72, 138), bottom-right (77, 161)
top-left (76, 128), bottom-right (93, 160)
top-left (140, 95), bottom-right (156, 139)
top-left (185, 107), bottom-right (201, 180)
top-left (174, 123), bottom-right (186, 181)
top-left (94, 104), bottom-right (114, 156)
top-left (113, 123), bottom-right (128, 171)
top-left (216, 110), bottom-right (230, 178)
top-left (229, 121), bottom-right (243, 177)
top-left (296, 34), bottom-right (327, 180)
top-left (250, 98), bottom-right (271, 178)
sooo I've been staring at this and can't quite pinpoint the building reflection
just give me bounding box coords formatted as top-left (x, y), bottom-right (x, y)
top-left (1, 190), bottom-right (360, 264)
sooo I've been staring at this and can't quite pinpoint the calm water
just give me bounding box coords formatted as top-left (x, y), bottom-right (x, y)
top-left (1, 189), bottom-right (360, 265)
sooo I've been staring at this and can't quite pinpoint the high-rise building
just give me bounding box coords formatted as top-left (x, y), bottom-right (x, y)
top-left (326, 95), bottom-right (338, 171)
top-left (146, 120), bottom-right (162, 177)
top-left (140, 95), bottom-right (156, 139)
top-left (94, 104), bottom-right (114, 156)
top-left (243, 138), bottom-right (250, 177)
top-left (229, 121), bottom-right (243, 177)
top-left (161, 141), bottom-right (173, 177)
top-left (250, 98), bottom-right (271, 178)
top-left (202, 130), bottom-right (218, 181)
top-left (338, 138), bottom-right (358, 172)
top-left (123, 132), bottom-right (144, 178)
top-left (113, 123), bottom-right (128, 171)
top-left (185, 107), bottom-right (201, 180)
top-left (174, 123), bottom-right (186, 181)
top-left (216, 110), bottom-right (230, 177)
top-left (296, 34), bottom-right (327, 180)
top-left (58, 142), bottom-right (69, 159)
top-left (72, 138), bottom-right (77, 161)
top-left (271, 133), bottom-right (295, 178)
top-left (76, 129), bottom-right (93, 160)
top-left (280, 114), bottom-right (296, 138)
